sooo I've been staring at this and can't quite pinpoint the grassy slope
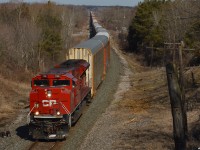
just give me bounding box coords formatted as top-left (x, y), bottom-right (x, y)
top-left (115, 52), bottom-right (200, 149)
top-left (0, 75), bottom-right (30, 128)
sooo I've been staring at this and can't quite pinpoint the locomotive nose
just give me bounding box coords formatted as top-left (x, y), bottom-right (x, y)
top-left (37, 88), bottom-right (60, 101)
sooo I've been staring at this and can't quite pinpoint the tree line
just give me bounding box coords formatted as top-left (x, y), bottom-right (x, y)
top-left (0, 2), bottom-right (87, 80)
top-left (127, 0), bottom-right (200, 65)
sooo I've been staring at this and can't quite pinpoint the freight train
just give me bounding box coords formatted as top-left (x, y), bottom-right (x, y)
top-left (28, 12), bottom-right (110, 140)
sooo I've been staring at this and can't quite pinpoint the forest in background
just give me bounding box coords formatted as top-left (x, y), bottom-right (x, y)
top-left (0, 1), bottom-right (87, 81)
top-left (127, 0), bottom-right (200, 66)
top-left (96, 0), bottom-right (200, 69)
top-left (1, 0), bottom-right (200, 79)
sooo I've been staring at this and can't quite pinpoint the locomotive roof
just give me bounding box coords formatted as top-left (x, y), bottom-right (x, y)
top-left (46, 59), bottom-right (89, 75)
top-left (73, 35), bottom-right (109, 55)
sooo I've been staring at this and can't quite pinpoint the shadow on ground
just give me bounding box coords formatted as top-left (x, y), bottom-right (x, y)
top-left (16, 125), bottom-right (64, 142)
top-left (16, 125), bottom-right (35, 141)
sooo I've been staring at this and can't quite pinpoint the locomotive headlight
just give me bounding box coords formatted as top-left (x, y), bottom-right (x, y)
top-left (47, 90), bottom-right (52, 98)
top-left (35, 111), bottom-right (39, 115)
top-left (56, 111), bottom-right (61, 115)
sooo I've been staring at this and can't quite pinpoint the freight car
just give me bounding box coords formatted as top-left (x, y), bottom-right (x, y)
top-left (28, 12), bottom-right (110, 140)
top-left (67, 12), bottom-right (110, 96)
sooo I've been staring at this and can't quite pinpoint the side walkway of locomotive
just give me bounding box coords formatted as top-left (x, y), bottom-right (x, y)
top-left (28, 12), bottom-right (110, 140)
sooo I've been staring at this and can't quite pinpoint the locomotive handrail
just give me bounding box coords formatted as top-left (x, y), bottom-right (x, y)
top-left (59, 102), bottom-right (70, 114)
top-left (27, 105), bottom-right (35, 124)
top-left (59, 102), bottom-right (72, 127)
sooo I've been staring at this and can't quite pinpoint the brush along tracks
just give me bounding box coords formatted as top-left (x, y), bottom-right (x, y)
top-left (28, 141), bottom-right (64, 150)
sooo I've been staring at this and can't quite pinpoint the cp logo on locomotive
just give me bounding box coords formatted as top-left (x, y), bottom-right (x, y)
top-left (42, 100), bottom-right (56, 107)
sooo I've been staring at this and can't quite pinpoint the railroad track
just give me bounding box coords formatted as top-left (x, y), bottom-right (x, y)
top-left (28, 141), bottom-right (64, 150)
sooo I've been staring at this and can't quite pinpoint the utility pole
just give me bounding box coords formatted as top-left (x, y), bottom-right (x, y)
top-left (178, 41), bottom-right (188, 137)
top-left (178, 41), bottom-right (184, 92)
top-left (164, 41), bottom-right (188, 134)
top-left (166, 63), bottom-right (186, 150)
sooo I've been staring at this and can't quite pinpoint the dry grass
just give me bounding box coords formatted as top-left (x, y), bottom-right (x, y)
top-left (120, 98), bottom-right (151, 114)
top-left (113, 52), bottom-right (200, 149)
top-left (0, 75), bottom-right (30, 128)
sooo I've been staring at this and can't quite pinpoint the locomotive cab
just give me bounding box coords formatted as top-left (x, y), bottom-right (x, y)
top-left (28, 59), bottom-right (91, 140)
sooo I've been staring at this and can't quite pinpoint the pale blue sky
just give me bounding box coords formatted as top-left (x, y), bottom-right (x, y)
top-left (0, 0), bottom-right (142, 6)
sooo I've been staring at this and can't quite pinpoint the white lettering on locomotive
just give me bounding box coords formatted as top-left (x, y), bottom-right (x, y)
top-left (42, 100), bottom-right (56, 107)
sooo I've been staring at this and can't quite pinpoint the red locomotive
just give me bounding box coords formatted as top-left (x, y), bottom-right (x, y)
top-left (28, 59), bottom-right (91, 139)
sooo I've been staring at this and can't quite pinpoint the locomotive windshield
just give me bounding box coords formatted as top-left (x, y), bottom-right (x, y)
top-left (34, 80), bottom-right (49, 86)
top-left (53, 80), bottom-right (70, 86)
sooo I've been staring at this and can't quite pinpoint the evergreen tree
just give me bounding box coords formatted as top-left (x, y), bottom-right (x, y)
top-left (128, 0), bottom-right (165, 52)
top-left (37, 2), bottom-right (62, 62)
